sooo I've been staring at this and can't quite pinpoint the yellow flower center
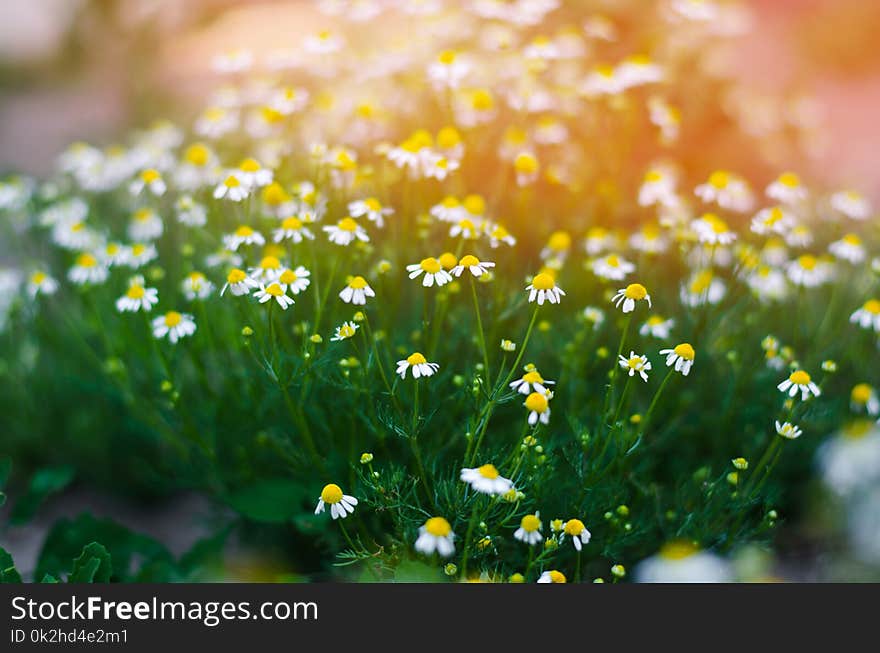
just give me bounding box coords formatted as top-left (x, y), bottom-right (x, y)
top-left (709, 170), bottom-right (730, 189)
top-left (184, 143), bottom-right (209, 166)
top-left (438, 49), bottom-right (457, 64)
top-left (563, 519), bottom-right (585, 536)
top-left (765, 207), bottom-right (784, 224)
top-left (605, 254), bottom-right (620, 267)
top-left (419, 258), bottom-right (441, 274)
top-left (278, 270), bottom-right (297, 285)
top-left (338, 217), bottom-right (358, 232)
top-left (689, 270), bottom-right (713, 294)
top-left (126, 285), bottom-right (145, 299)
top-left (227, 269), bottom-right (246, 283)
top-left (425, 517), bottom-right (452, 537)
top-left (280, 216), bottom-right (303, 230)
top-left (843, 419), bottom-right (875, 441)
top-left (522, 371), bottom-right (544, 384)
top-left (265, 283), bottom-right (284, 297)
top-left (531, 273), bottom-right (555, 291)
top-left (852, 383), bottom-right (873, 404)
top-left (778, 172), bottom-right (800, 188)
top-left (525, 392), bottom-right (549, 413)
top-left (262, 183), bottom-right (290, 205)
top-left (235, 225), bottom-right (254, 237)
top-left (789, 370), bottom-right (811, 385)
top-left (134, 208), bottom-right (152, 221)
top-left (224, 175), bottom-right (241, 188)
top-left (164, 311), bottom-right (182, 327)
top-left (660, 540), bottom-right (698, 560)
top-left (626, 357), bottom-right (642, 369)
top-left (798, 254), bottom-right (816, 270)
top-left (320, 483), bottom-right (343, 504)
top-left (436, 126), bottom-right (461, 148)
top-left (438, 252), bottom-right (458, 269)
top-left (338, 324), bottom-right (356, 338)
top-left (514, 152), bottom-right (538, 174)
top-left (645, 170), bottom-right (663, 183)
top-left (141, 168), bottom-right (161, 183)
top-left (864, 299), bottom-right (880, 314)
top-left (364, 197), bottom-right (382, 211)
top-left (463, 194), bottom-right (486, 215)
top-left (647, 315), bottom-right (664, 326)
top-left (521, 514), bottom-right (541, 532)
top-left (547, 570), bottom-right (566, 583)
top-left (459, 254), bottom-right (480, 267)
top-left (31, 272), bottom-right (47, 284)
top-left (406, 352), bottom-right (427, 365)
top-left (624, 283), bottom-right (647, 300)
top-left (239, 158), bottom-right (261, 172)
top-left (470, 89), bottom-right (494, 111)
top-left (76, 253), bottom-right (97, 268)
top-left (673, 343), bottom-right (695, 360)
top-left (477, 464), bottom-right (499, 479)
top-left (547, 231), bottom-right (571, 251)
top-left (348, 276), bottom-right (368, 290)
top-left (842, 233), bottom-right (861, 246)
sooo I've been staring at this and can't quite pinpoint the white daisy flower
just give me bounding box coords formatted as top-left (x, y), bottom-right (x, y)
top-left (176, 195), bottom-right (207, 227)
top-left (126, 243), bottom-right (158, 269)
top-left (526, 272), bottom-right (565, 305)
top-left (850, 299), bottom-right (880, 333)
top-left (407, 257), bottom-right (453, 288)
top-left (223, 225), bottom-right (265, 252)
top-left (786, 254), bottom-right (833, 288)
top-left (248, 256), bottom-right (283, 283)
top-left (830, 190), bottom-right (871, 221)
top-left (213, 173), bottom-right (249, 202)
top-left (766, 172), bottom-right (807, 205)
top-left (331, 321), bottom-right (359, 342)
top-left (775, 421), bottom-right (803, 440)
top-left (691, 213), bottom-right (737, 246)
top-left (784, 224), bottom-right (813, 248)
top-left (339, 276), bottom-right (375, 305)
top-left (273, 215), bottom-right (315, 244)
top-left (116, 275), bottom-right (158, 313)
top-left (509, 365), bottom-right (555, 395)
top-left (747, 266), bottom-right (789, 303)
top-left (750, 206), bottom-right (795, 236)
top-left (561, 519), bottom-right (591, 551)
top-left (278, 266), bottom-right (311, 295)
top-left (221, 268), bottom-right (258, 297)
top-left (68, 253), bottom-right (108, 286)
top-left (629, 224), bottom-right (670, 254)
top-left (619, 351), bottom-right (652, 382)
top-left (129, 168), bottom-right (166, 197)
top-left (537, 570), bottom-right (567, 583)
top-left (829, 234), bottom-right (866, 264)
top-left (128, 208), bottom-right (164, 242)
top-left (680, 270), bottom-right (726, 307)
top-left (514, 513), bottom-right (543, 546)
top-left (51, 219), bottom-right (99, 251)
top-left (427, 50), bottom-right (470, 89)
top-left (635, 541), bottom-right (731, 583)
top-left (235, 158), bottom-right (273, 188)
top-left (451, 254), bottom-right (495, 278)
top-left (314, 484), bottom-right (358, 520)
top-left (851, 384), bottom-right (879, 416)
top-left (777, 370), bottom-right (821, 400)
top-left (460, 464), bottom-right (513, 495)
top-left (659, 343), bottom-right (696, 376)
top-left (640, 315), bottom-right (675, 339)
top-left (415, 517), bottom-right (455, 558)
top-left (194, 107), bottom-right (238, 139)
top-left (591, 253), bottom-right (634, 281)
top-left (612, 283), bottom-right (651, 313)
top-left (254, 282), bottom-right (294, 309)
top-left (348, 197), bottom-right (393, 228)
top-left (583, 306), bottom-right (605, 330)
top-left (27, 271), bottom-right (59, 298)
top-left (152, 311), bottom-right (196, 343)
top-left (694, 170), bottom-right (754, 213)
top-left (524, 391), bottom-right (551, 426)
top-left (323, 217), bottom-right (369, 246)
top-left (396, 352), bottom-right (439, 379)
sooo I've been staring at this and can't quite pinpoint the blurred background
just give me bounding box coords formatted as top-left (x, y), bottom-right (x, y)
top-left (2, 0), bottom-right (880, 581)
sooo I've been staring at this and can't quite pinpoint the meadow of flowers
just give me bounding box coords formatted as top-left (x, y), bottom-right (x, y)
top-left (1, 0), bottom-right (879, 583)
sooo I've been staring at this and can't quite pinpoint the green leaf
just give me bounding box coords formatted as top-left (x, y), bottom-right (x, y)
top-left (0, 546), bottom-right (22, 583)
top-left (10, 466), bottom-right (75, 524)
top-left (40, 573), bottom-right (59, 583)
top-left (224, 478), bottom-right (312, 523)
top-left (70, 542), bottom-right (112, 583)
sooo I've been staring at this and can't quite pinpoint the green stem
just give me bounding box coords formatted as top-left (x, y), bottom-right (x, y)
top-left (460, 499), bottom-right (481, 579)
top-left (641, 368), bottom-right (675, 433)
top-left (470, 277), bottom-right (491, 380)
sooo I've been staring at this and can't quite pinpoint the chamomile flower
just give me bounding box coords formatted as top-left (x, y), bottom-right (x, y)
top-left (116, 275), bottom-right (158, 312)
top-left (619, 351), bottom-right (652, 382)
top-left (775, 421), bottom-right (803, 440)
top-left (766, 172), bottom-right (807, 205)
top-left (584, 227), bottom-right (619, 256)
top-left (213, 173), bottom-right (249, 202)
top-left (223, 225), bottom-right (265, 251)
top-left (51, 219), bottom-right (98, 251)
top-left (659, 343), bottom-right (696, 376)
top-left (524, 391), bottom-right (551, 425)
top-left (537, 570), bottom-right (567, 583)
top-left (323, 217), bottom-right (369, 246)
top-left (331, 321), bottom-right (360, 341)
top-left (561, 519), bottom-right (591, 551)
top-left (68, 253), bottom-right (108, 285)
top-left (829, 234), bottom-right (866, 264)
top-left (130, 168), bottom-right (166, 196)
top-left (510, 365), bottom-right (555, 395)
top-left (339, 276), bottom-right (375, 305)
top-left (786, 254), bottom-right (833, 288)
top-left (221, 268), bottom-right (257, 296)
top-left (818, 421), bottom-right (880, 496)
top-left (181, 272), bottom-right (214, 301)
top-left (590, 253), bottom-right (634, 281)
top-left (694, 170), bottom-right (754, 213)
top-left (691, 213), bottom-right (737, 246)
top-left (785, 224), bottom-right (813, 248)
top-left (152, 311), bottom-right (196, 343)
top-left (407, 257), bottom-right (453, 288)
top-left (449, 218), bottom-right (481, 241)
top-left (126, 243), bottom-right (158, 268)
top-left (249, 256), bottom-right (283, 282)
top-left (254, 282), bottom-right (294, 309)
top-left (634, 541), bottom-right (731, 583)
top-left (680, 269), bottom-right (726, 307)
top-left (777, 370), bottom-right (821, 400)
top-left (314, 484), bottom-right (358, 520)
top-left (583, 306), bottom-right (605, 330)
top-left (460, 464), bottom-right (513, 495)
top-left (830, 190), bottom-right (871, 221)
top-left (527, 272), bottom-right (565, 305)
top-left (396, 352), bottom-right (439, 379)
top-left (451, 255), bottom-right (495, 278)
top-left (348, 197), bottom-right (393, 228)
top-left (612, 283), bottom-right (651, 313)
top-left (630, 223), bottom-right (670, 254)
top-left (175, 195), bottom-right (207, 227)
top-left (513, 152), bottom-right (539, 187)
top-left (850, 299), bottom-right (880, 333)
top-left (851, 384), bottom-right (880, 417)
top-left (541, 230), bottom-right (572, 262)
top-left (195, 106), bottom-right (238, 139)
top-left (278, 266), bottom-right (311, 295)
top-left (514, 513), bottom-right (543, 546)
top-left (273, 215), bottom-right (315, 243)
top-left (128, 208), bottom-right (164, 241)
top-left (638, 168), bottom-right (677, 207)
top-left (27, 271), bottom-right (58, 298)
top-left (750, 206), bottom-right (795, 236)
top-left (236, 158), bottom-right (273, 188)
top-left (747, 266), bottom-right (788, 302)
top-left (415, 517), bottom-right (455, 557)
top-left (427, 49), bottom-right (470, 89)
top-left (640, 315), bottom-right (675, 339)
